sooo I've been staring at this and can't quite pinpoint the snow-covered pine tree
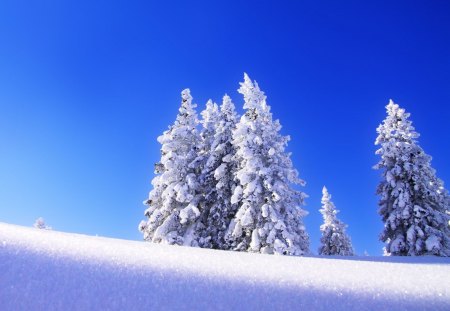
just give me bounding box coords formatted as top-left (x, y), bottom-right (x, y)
top-left (195, 99), bottom-right (220, 247)
top-left (198, 99), bottom-right (220, 192)
top-left (318, 186), bottom-right (354, 256)
top-left (34, 217), bottom-right (51, 230)
top-left (199, 95), bottom-right (240, 249)
top-left (139, 89), bottom-right (203, 246)
top-left (200, 100), bottom-right (220, 158)
top-left (374, 100), bottom-right (450, 256)
top-left (226, 74), bottom-right (309, 256)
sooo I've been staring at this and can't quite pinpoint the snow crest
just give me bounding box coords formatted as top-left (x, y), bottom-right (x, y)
top-left (1, 223), bottom-right (449, 311)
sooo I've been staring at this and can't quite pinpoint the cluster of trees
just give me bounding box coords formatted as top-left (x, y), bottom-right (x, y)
top-left (139, 74), bottom-right (309, 255)
top-left (140, 74), bottom-right (450, 257)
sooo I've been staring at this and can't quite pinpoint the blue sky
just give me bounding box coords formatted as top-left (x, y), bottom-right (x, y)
top-left (1, 1), bottom-right (449, 255)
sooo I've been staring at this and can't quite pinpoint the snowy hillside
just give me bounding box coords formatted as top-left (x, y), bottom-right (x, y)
top-left (0, 223), bottom-right (449, 310)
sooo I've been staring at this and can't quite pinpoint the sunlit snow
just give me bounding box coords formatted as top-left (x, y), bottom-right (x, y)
top-left (0, 222), bottom-right (449, 310)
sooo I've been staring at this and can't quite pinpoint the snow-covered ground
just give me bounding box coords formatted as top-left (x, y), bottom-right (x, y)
top-left (0, 222), bottom-right (449, 310)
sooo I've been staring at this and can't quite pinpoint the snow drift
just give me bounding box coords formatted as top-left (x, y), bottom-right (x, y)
top-left (0, 222), bottom-right (449, 310)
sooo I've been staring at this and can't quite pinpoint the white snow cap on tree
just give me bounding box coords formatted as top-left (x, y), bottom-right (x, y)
top-left (140, 89), bottom-right (203, 246)
top-left (226, 73), bottom-right (309, 255)
top-left (374, 100), bottom-right (450, 256)
top-left (318, 186), bottom-right (354, 256)
top-left (201, 100), bottom-right (220, 136)
top-left (34, 217), bottom-right (51, 230)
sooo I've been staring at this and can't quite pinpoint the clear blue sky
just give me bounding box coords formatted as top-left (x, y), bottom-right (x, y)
top-left (1, 1), bottom-right (449, 255)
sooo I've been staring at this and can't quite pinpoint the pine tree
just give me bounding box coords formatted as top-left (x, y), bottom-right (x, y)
top-left (199, 100), bottom-right (220, 163)
top-left (33, 217), bottom-right (51, 230)
top-left (199, 95), bottom-right (240, 249)
top-left (318, 186), bottom-right (354, 256)
top-left (195, 99), bottom-right (220, 247)
top-left (139, 89), bottom-right (203, 246)
top-left (226, 74), bottom-right (309, 255)
top-left (198, 99), bottom-right (220, 191)
top-left (374, 100), bottom-right (450, 256)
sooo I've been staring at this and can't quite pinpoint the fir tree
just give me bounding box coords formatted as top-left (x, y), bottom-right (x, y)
top-left (33, 217), bottom-right (51, 230)
top-left (374, 100), bottom-right (450, 256)
top-left (139, 89), bottom-right (203, 246)
top-left (199, 95), bottom-right (240, 249)
top-left (198, 99), bottom-right (220, 191)
top-left (318, 186), bottom-right (354, 256)
top-left (195, 99), bottom-right (220, 247)
top-left (226, 74), bottom-right (309, 255)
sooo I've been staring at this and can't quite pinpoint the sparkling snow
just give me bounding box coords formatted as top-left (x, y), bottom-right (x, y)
top-left (0, 222), bottom-right (449, 310)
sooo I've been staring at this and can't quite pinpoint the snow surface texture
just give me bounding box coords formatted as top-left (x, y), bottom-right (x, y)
top-left (1, 223), bottom-right (449, 311)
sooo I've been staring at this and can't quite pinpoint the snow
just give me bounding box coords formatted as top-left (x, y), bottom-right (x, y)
top-left (1, 222), bottom-right (449, 311)
top-left (213, 163), bottom-right (227, 180)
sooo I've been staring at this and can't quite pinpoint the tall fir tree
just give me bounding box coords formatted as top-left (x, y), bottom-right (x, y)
top-left (226, 74), bottom-right (309, 255)
top-left (318, 186), bottom-right (354, 256)
top-left (139, 89), bottom-right (203, 246)
top-left (374, 100), bottom-right (450, 256)
top-left (199, 100), bottom-right (220, 163)
top-left (199, 95), bottom-right (240, 249)
top-left (198, 99), bottom-right (221, 190)
top-left (195, 99), bottom-right (219, 247)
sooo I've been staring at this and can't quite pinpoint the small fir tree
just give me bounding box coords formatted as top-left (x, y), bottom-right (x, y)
top-left (374, 100), bottom-right (450, 256)
top-left (34, 217), bottom-right (51, 230)
top-left (139, 89), bottom-right (203, 246)
top-left (226, 74), bottom-right (309, 255)
top-left (318, 186), bottom-right (354, 256)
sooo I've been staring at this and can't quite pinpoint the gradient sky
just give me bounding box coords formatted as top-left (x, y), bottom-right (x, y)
top-left (1, 1), bottom-right (449, 255)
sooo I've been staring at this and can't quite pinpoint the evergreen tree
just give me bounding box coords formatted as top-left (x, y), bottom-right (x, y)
top-left (33, 217), bottom-right (51, 230)
top-left (195, 99), bottom-right (220, 247)
top-left (226, 74), bottom-right (309, 255)
top-left (198, 99), bottom-right (220, 192)
top-left (139, 89), bottom-right (203, 246)
top-left (318, 186), bottom-right (354, 256)
top-left (199, 95), bottom-right (240, 249)
top-left (374, 100), bottom-right (450, 256)
top-left (200, 100), bottom-right (220, 159)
